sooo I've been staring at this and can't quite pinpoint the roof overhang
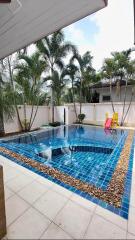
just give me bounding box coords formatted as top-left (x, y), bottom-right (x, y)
top-left (0, 0), bottom-right (107, 59)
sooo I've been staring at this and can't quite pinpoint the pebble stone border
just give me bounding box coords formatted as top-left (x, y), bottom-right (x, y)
top-left (0, 131), bottom-right (134, 209)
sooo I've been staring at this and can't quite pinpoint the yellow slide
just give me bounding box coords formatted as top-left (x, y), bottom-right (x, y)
top-left (112, 112), bottom-right (119, 127)
top-left (105, 112), bottom-right (119, 128)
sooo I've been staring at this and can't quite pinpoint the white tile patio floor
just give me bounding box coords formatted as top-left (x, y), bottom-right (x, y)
top-left (0, 154), bottom-right (135, 240)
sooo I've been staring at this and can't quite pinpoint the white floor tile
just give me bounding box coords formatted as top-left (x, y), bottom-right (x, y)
top-left (1, 158), bottom-right (17, 168)
top-left (40, 223), bottom-right (72, 239)
top-left (84, 214), bottom-right (127, 239)
top-left (36, 176), bottom-right (54, 189)
top-left (1, 163), bottom-right (11, 172)
top-left (4, 186), bottom-right (14, 200)
top-left (3, 167), bottom-right (21, 183)
top-left (6, 174), bottom-right (34, 192)
top-left (54, 200), bottom-right (92, 239)
top-left (0, 156), bottom-right (13, 166)
top-left (128, 206), bottom-right (135, 235)
top-left (0, 155), bottom-right (5, 163)
top-left (34, 189), bottom-right (68, 220)
top-left (95, 206), bottom-right (127, 230)
top-left (130, 186), bottom-right (135, 207)
top-left (52, 184), bottom-right (73, 198)
top-left (127, 232), bottom-right (135, 239)
top-left (18, 180), bottom-right (49, 204)
top-left (1, 148), bottom-right (134, 239)
top-left (71, 193), bottom-right (96, 212)
top-left (7, 207), bottom-right (51, 239)
top-left (6, 194), bottom-right (30, 226)
top-left (19, 167), bottom-right (39, 180)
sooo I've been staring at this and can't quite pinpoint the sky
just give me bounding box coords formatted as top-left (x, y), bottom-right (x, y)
top-left (63, 0), bottom-right (134, 71)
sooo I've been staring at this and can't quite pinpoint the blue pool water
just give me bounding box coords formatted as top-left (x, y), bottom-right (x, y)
top-left (1, 125), bottom-right (127, 190)
top-left (0, 124), bottom-right (134, 219)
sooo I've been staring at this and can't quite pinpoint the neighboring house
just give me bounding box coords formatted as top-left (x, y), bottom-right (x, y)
top-left (90, 79), bottom-right (135, 103)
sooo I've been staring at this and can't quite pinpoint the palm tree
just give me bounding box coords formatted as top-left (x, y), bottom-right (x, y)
top-left (122, 81), bottom-right (135, 124)
top-left (15, 52), bottom-right (46, 131)
top-left (102, 49), bottom-right (135, 125)
top-left (102, 58), bottom-right (116, 113)
top-left (52, 70), bottom-right (67, 106)
top-left (0, 72), bottom-right (14, 136)
top-left (111, 49), bottom-right (134, 125)
top-left (64, 64), bottom-right (79, 121)
top-left (36, 30), bottom-right (77, 122)
top-left (45, 69), bottom-right (68, 106)
top-left (71, 51), bottom-right (94, 114)
top-left (80, 70), bottom-right (100, 103)
top-left (0, 55), bottom-right (19, 127)
top-left (62, 88), bottom-right (73, 103)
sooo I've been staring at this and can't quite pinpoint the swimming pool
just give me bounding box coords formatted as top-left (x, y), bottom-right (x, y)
top-left (0, 125), bottom-right (134, 219)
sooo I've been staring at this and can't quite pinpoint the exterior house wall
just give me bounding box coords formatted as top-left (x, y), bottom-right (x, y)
top-left (95, 86), bottom-right (134, 103)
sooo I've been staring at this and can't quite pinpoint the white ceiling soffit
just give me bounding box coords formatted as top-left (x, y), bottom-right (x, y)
top-left (0, 0), bottom-right (107, 59)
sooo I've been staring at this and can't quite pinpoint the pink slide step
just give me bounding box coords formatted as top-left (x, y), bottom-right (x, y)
top-left (105, 118), bottom-right (112, 129)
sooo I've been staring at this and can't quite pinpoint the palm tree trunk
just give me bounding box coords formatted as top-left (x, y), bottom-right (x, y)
top-left (79, 79), bottom-right (82, 115)
top-left (51, 87), bottom-right (54, 122)
top-left (0, 77), bottom-right (5, 137)
top-left (121, 78), bottom-right (128, 126)
top-left (109, 80), bottom-right (115, 113)
top-left (51, 68), bottom-right (55, 123)
top-left (15, 106), bottom-right (23, 131)
top-left (71, 79), bottom-right (78, 121)
top-left (90, 89), bottom-right (93, 103)
top-left (0, 114), bottom-right (5, 137)
top-left (57, 93), bottom-right (61, 106)
top-left (28, 104), bottom-right (34, 131)
top-left (122, 91), bottom-right (133, 125)
top-left (29, 105), bottom-right (39, 130)
top-left (23, 102), bottom-right (27, 131)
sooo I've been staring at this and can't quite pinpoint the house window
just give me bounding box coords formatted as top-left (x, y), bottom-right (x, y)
top-left (102, 95), bottom-right (111, 102)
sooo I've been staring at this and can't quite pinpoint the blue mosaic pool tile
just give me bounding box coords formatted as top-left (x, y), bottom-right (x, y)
top-left (0, 134), bottom-right (126, 196)
top-left (0, 144), bottom-right (132, 220)
top-left (0, 126), bottom-right (134, 220)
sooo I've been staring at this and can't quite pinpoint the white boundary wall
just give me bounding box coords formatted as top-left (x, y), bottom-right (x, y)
top-left (55, 103), bottom-right (135, 127)
top-left (4, 102), bottom-right (135, 134)
top-left (4, 105), bottom-right (49, 134)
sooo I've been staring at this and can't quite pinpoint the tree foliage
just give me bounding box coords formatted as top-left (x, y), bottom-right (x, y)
top-left (36, 30), bottom-right (77, 122)
top-left (102, 49), bottom-right (135, 125)
top-left (14, 52), bottom-right (47, 131)
top-left (0, 63), bottom-right (15, 136)
top-left (1, 29), bottom-right (135, 135)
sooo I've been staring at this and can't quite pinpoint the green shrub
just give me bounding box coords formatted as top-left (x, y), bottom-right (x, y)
top-left (78, 114), bottom-right (86, 123)
top-left (21, 119), bottom-right (30, 131)
top-left (49, 121), bottom-right (61, 127)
